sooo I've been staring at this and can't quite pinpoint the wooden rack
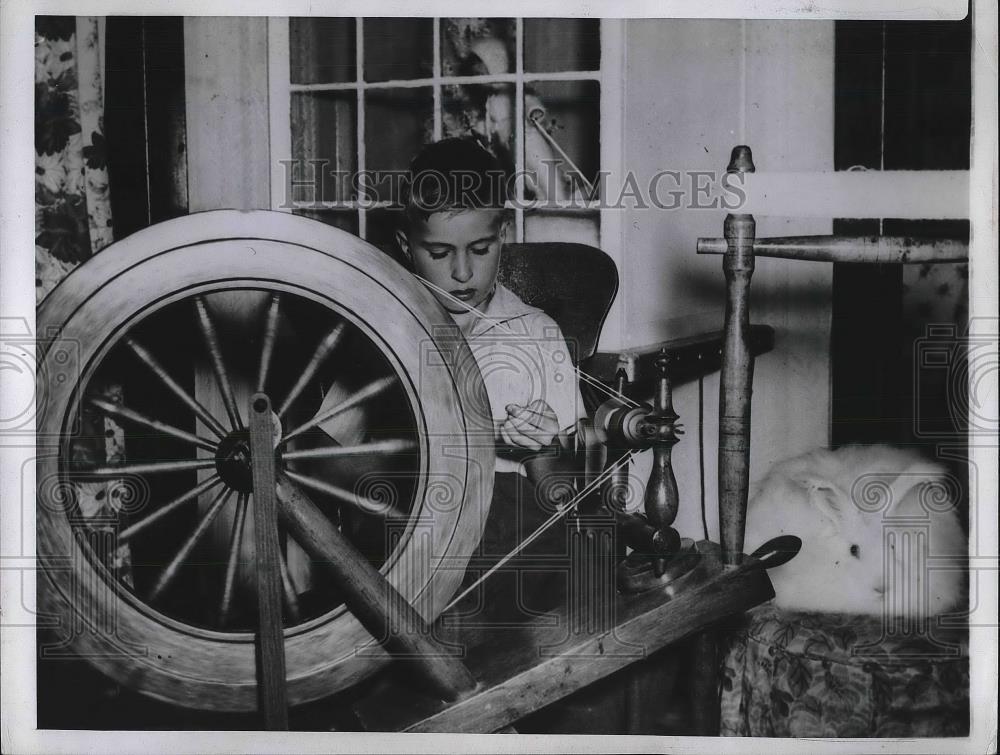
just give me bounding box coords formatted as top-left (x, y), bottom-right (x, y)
top-left (700, 144), bottom-right (970, 567)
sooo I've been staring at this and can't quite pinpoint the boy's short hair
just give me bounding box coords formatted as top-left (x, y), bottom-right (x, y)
top-left (400, 137), bottom-right (513, 226)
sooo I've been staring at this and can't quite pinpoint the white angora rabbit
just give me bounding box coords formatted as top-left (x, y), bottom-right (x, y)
top-left (744, 445), bottom-right (966, 616)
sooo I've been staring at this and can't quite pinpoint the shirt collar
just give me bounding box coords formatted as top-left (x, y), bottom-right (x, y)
top-left (468, 283), bottom-right (540, 338)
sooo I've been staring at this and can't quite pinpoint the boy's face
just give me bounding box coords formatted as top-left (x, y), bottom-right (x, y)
top-left (397, 209), bottom-right (507, 314)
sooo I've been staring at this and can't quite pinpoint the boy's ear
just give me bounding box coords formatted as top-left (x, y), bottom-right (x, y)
top-left (498, 213), bottom-right (512, 244)
top-left (395, 229), bottom-right (412, 262)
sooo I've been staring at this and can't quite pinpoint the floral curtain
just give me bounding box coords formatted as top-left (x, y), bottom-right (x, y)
top-left (35, 16), bottom-right (113, 303)
top-left (36, 17), bottom-right (130, 580)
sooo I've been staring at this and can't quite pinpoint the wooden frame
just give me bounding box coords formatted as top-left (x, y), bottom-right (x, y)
top-left (702, 144), bottom-right (970, 568)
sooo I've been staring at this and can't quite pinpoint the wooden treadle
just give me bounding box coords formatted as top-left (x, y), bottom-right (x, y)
top-left (352, 541), bottom-right (774, 733)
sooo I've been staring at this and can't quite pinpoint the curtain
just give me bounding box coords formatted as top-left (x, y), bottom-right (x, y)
top-left (35, 16), bottom-right (113, 303)
top-left (36, 17), bottom-right (130, 582)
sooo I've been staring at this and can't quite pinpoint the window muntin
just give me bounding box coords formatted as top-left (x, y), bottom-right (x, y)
top-left (283, 17), bottom-right (602, 250)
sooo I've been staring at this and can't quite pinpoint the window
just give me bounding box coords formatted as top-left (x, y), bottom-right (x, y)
top-left (267, 17), bottom-right (625, 257)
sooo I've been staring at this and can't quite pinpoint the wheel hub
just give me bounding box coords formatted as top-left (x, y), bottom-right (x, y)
top-left (215, 430), bottom-right (254, 493)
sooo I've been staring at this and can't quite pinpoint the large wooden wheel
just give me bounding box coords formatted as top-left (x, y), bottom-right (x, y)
top-left (36, 210), bottom-right (495, 711)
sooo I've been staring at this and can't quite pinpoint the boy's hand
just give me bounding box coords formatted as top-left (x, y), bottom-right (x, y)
top-left (499, 400), bottom-right (559, 451)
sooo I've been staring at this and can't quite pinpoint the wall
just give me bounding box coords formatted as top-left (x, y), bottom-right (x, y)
top-left (184, 17), bottom-right (270, 211)
top-left (615, 20), bottom-right (835, 541)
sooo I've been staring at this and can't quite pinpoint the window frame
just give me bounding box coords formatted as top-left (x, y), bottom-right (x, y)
top-left (267, 17), bottom-right (625, 247)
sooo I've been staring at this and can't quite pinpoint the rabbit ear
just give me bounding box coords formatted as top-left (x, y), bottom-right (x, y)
top-left (887, 462), bottom-right (945, 514)
top-left (794, 475), bottom-right (849, 532)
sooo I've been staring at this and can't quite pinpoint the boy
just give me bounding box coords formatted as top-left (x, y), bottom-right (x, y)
top-left (394, 137), bottom-right (585, 620)
top-left (395, 137), bottom-right (584, 463)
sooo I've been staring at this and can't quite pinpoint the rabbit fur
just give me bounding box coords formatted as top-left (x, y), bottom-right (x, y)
top-left (743, 445), bottom-right (966, 616)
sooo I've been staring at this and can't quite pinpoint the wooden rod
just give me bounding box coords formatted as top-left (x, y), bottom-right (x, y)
top-left (283, 468), bottom-right (407, 520)
top-left (281, 374), bottom-right (396, 443)
top-left (220, 492), bottom-right (250, 627)
top-left (118, 475), bottom-right (223, 542)
top-left (281, 438), bottom-right (417, 461)
top-left (696, 234), bottom-right (968, 264)
top-left (124, 336), bottom-right (230, 439)
top-left (149, 486), bottom-right (233, 602)
top-left (276, 321), bottom-right (346, 419)
top-left (256, 293), bottom-right (282, 394)
top-left (194, 296), bottom-right (244, 430)
top-left (89, 397), bottom-right (218, 453)
top-left (80, 457), bottom-right (217, 478)
top-left (718, 145), bottom-right (756, 568)
top-left (248, 393), bottom-right (289, 730)
top-left (274, 472), bottom-right (478, 702)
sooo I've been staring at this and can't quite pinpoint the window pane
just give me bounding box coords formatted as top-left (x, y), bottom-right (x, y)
top-left (525, 80), bottom-right (600, 199)
top-left (524, 209), bottom-right (600, 246)
top-left (290, 92), bottom-right (357, 206)
top-left (290, 18), bottom-right (357, 84)
top-left (363, 19), bottom-right (433, 82)
top-left (441, 18), bottom-right (516, 76)
top-left (524, 19), bottom-right (600, 72)
top-left (364, 87), bottom-right (433, 204)
top-left (293, 209), bottom-right (360, 235)
top-left (442, 83), bottom-right (515, 172)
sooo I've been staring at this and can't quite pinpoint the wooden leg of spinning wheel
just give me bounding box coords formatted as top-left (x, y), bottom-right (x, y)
top-left (690, 631), bottom-right (718, 735)
top-left (248, 394), bottom-right (289, 730)
top-left (719, 148), bottom-right (757, 567)
top-left (273, 473), bottom-right (478, 703)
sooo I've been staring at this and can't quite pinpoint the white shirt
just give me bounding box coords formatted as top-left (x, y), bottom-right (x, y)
top-left (457, 283), bottom-right (584, 433)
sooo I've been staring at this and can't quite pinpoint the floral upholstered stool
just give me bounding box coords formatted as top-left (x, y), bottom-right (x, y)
top-left (719, 601), bottom-right (969, 737)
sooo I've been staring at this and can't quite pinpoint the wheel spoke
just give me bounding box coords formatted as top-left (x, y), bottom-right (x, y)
top-left (73, 457), bottom-right (217, 478)
top-left (256, 293), bottom-right (282, 394)
top-left (277, 543), bottom-right (301, 623)
top-left (119, 475), bottom-right (224, 543)
top-left (124, 336), bottom-right (229, 439)
top-left (284, 468), bottom-right (406, 519)
top-left (194, 295), bottom-right (243, 430)
top-left (89, 397), bottom-right (218, 453)
top-left (281, 375), bottom-right (396, 443)
top-left (149, 485), bottom-right (234, 603)
top-left (220, 492), bottom-right (250, 627)
top-left (281, 438), bottom-right (417, 462)
top-left (276, 321), bottom-right (347, 419)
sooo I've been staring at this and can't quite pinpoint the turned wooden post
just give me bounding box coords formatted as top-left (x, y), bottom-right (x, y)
top-left (718, 145), bottom-right (757, 567)
top-left (643, 350), bottom-right (681, 532)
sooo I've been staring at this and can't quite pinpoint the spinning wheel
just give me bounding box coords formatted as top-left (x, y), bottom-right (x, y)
top-left (36, 211), bottom-right (495, 712)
